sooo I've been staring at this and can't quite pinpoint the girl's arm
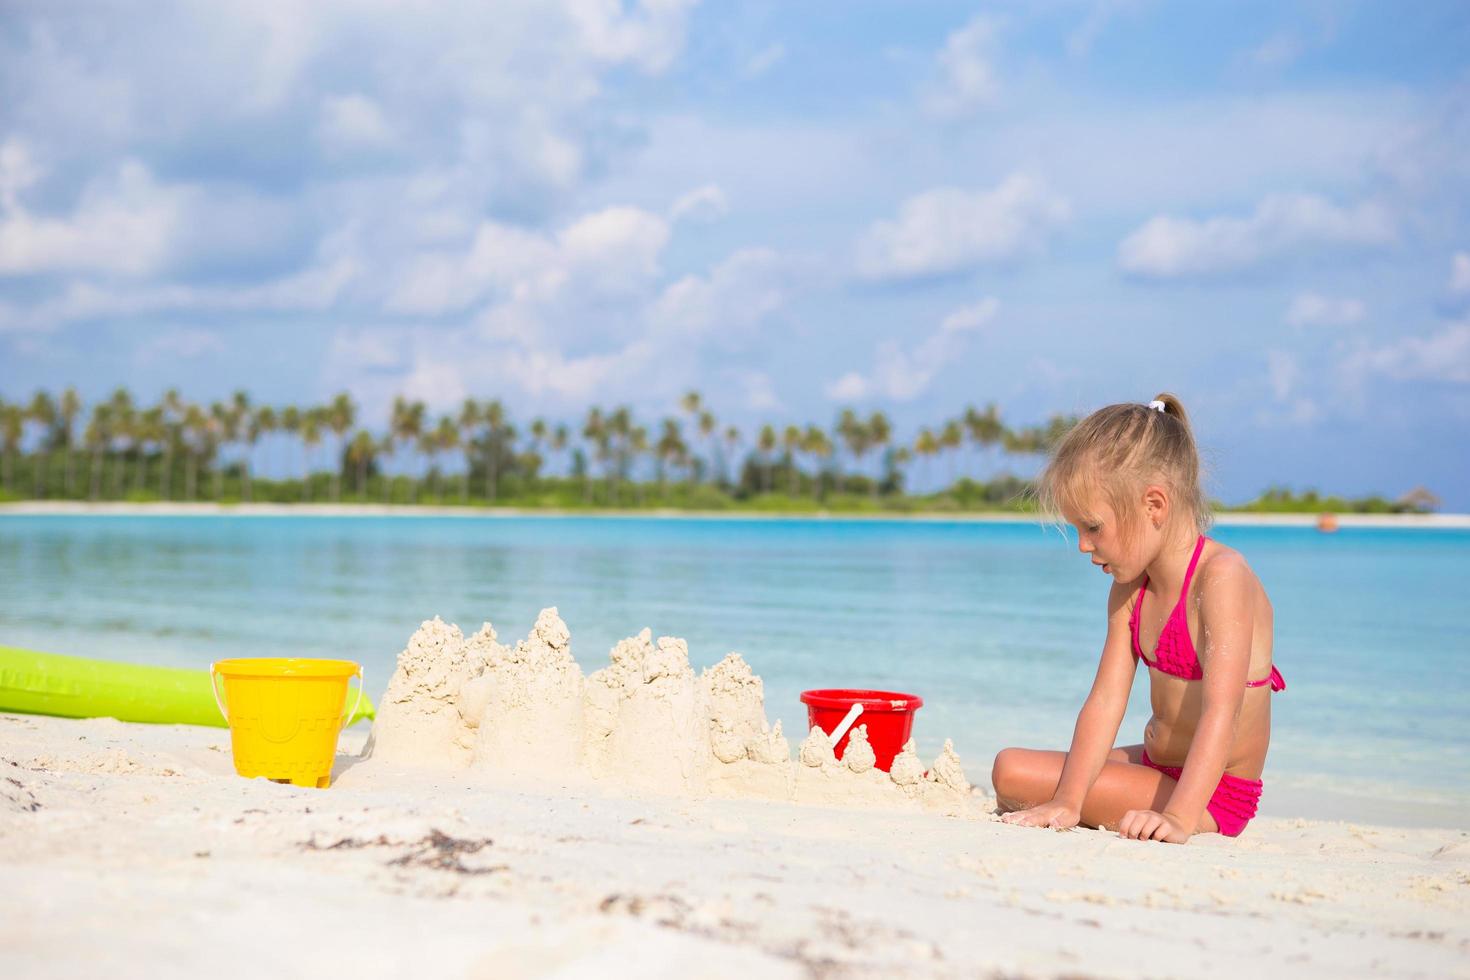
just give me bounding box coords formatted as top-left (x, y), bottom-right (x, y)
top-left (1158, 557), bottom-right (1255, 834)
top-left (1049, 578), bottom-right (1141, 814)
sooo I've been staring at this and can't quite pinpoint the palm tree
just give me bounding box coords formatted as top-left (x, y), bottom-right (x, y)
top-left (251, 405), bottom-right (278, 503)
top-left (107, 388), bottom-right (136, 498)
top-left (84, 403), bottom-right (110, 501)
top-left (940, 419), bottom-right (963, 492)
top-left (698, 410), bottom-right (717, 486)
top-left (431, 414), bottom-right (458, 500)
top-left (551, 423), bottom-right (569, 483)
top-left (327, 392), bottom-right (355, 502)
top-left (914, 428), bottom-right (939, 492)
top-left (458, 400), bottom-right (482, 501)
top-left (300, 409), bottom-right (323, 502)
top-left (803, 424), bottom-right (832, 502)
top-left (836, 409), bottom-right (865, 491)
top-left (0, 401), bottom-right (22, 494)
top-left (866, 411), bottom-right (891, 499)
top-left (346, 430), bottom-right (377, 497)
top-left (678, 391), bottom-right (703, 484)
top-left (59, 387), bottom-right (81, 498)
top-left (722, 425), bottom-right (741, 486)
top-left (160, 389), bottom-right (184, 501)
top-left (629, 424), bottom-right (649, 506)
top-left (963, 403), bottom-right (1004, 479)
top-left (182, 404), bottom-right (206, 500)
top-left (582, 407), bottom-right (605, 505)
top-left (528, 417), bottom-right (547, 495)
top-left (389, 397), bottom-right (425, 503)
top-left (482, 400), bottom-right (507, 503)
top-left (655, 418), bottom-right (683, 499)
top-left (26, 391), bottom-right (56, 498)
top-left (226, 390), bottom-right (251, 500)
top-left (135, 406), bottom-right (165, 497)
top-left (280, 405), bottom-right (302, 491)
top-left (782, 424), bottom-right (802, 496)
top-left (208, 401), bottom-right (231, 500)
top-left (607, 406), bottom-right (632, 503)
top-left (756, 424), bottom-right (777, 493)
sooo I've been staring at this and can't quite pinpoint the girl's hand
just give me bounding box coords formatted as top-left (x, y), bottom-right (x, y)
top-left (1118, 809), bottom-right (1191, 844)
top-left (1000, 800), bottom-right (1080, 831)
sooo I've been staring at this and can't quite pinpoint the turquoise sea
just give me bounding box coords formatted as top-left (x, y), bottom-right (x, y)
top-left (2, 514), bottom-right (1466, 825)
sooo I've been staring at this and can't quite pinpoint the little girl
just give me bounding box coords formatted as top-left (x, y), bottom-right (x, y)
top-left (993, 393), bottom-right (1284, 843)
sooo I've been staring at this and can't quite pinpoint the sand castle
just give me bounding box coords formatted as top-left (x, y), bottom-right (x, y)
top-left (364, 608), bottom-right (974, 814)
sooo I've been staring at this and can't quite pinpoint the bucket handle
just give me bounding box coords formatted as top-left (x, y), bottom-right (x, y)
top-left (341, 666), bottom-right (365, 731)
top-left (208, 663), bottom-right (365, 730)
top-left (209, 662), bottom-right (228, 724)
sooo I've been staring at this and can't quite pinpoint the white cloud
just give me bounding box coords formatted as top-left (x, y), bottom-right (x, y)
top-left (0, 159), bottom-right (185, 277)
top-left (567, 0), bottom-right (699, 73)
top-left (0, 139), bottom-right (41, 212)
top-left (317, 94), bottom-right (394, 150)
top-left (736, 370), bottom-right (782, 411)
top-left (743, 43), bottom-right (786, 78)
top-left (652, 248), bottom-right (787, 335)
top-left (940, 297), bottom-right (1000, 333)
top-left (825, 297), bottom-right (1000, 402)
top-left (1066, 0), bottom-right (1145, 57)
top-left (386, 204), bottom-right (670, 315)
top-left (823, 372), bottom-right (870, 402)
top-left (1339, 321), bottom-right (1470, 385)
top-left (1247, 32), bottom-right (1303, 69)
top-left (1266, 348), bottom-right (1298, 400)
top-left (923, 15), bottom-right (1001, 118)
top-left (1450, 252), bottom-right (1470, 294)
top-left (669, 184), bottom-right (728, 223)
top-left (133, 328), bottom-right (227, 366)
top-left (1117, 193), bottom-right (1396, 279)
top-left (856, 174), bottom-right (1070, 281)
top-left (1285, 291), bottom-right (1366, 327)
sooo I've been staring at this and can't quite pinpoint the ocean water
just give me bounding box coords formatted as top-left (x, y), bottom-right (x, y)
top-left (2, 514), bottom-right (1466, 821)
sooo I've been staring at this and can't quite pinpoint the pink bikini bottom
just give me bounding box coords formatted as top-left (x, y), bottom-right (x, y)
top-left (1139, 750), bottom-right (1263, 837)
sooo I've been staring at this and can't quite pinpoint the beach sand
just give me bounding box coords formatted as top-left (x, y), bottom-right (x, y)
top-left (3, 711), bottom-right (1467, 979)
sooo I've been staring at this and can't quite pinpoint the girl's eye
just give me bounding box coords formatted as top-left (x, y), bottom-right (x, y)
top-left (1087, 524), bottom-right (1101, 534)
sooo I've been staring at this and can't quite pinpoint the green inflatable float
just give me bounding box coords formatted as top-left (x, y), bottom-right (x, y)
top-left (0, 645), bottom-right (376, 728)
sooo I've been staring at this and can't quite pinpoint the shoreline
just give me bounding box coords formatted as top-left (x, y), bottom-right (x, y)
top-left (3, 500), bottom-right (1468, 528)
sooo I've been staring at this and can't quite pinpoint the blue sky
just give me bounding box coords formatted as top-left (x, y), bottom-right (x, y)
top-left (1, 1), bottom-right (1468, 505)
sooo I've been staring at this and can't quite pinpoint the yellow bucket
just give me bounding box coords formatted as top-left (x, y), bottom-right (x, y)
top-left (210, 658), bottom-right (364, 788)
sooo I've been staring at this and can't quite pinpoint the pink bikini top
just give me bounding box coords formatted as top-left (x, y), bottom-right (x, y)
top-left (1129, 535), bottom-right (1286, 691)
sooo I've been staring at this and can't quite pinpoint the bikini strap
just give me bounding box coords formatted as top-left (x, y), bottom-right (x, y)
top-left (1177, 535), bottom-right (1207, 607)
top-left (1129, 574), bottom-right (1150, 660)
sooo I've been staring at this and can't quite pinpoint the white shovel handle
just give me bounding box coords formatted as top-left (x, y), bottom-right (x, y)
top-left (828, 702), bottom-right (864, 746)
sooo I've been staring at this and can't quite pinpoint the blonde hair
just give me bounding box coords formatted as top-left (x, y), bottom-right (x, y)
top-left (1036, 392), bottom-right (1210, 542)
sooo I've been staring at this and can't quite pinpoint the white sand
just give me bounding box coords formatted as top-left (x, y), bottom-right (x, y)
top-left (3, 711), bottom-right (1468, 979)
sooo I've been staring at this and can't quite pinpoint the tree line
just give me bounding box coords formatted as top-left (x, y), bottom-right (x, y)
top-left (0, 387), bottom-right (1074, 510)
top-left (0, 387), bottom-right (1435, 513)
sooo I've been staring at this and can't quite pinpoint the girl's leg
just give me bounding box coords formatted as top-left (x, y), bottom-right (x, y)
top-left (990, 744), bottom-right (1219, 834)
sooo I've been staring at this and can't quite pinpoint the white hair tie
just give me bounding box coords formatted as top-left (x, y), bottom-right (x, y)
top-left (1147, 400), bottom-right (1166, 412)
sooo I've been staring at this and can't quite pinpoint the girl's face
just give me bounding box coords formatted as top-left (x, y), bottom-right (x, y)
top-left (1066, 497), bottom-right (1150, 582)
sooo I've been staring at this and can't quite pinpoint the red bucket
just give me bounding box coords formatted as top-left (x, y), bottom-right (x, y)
top-left (799, 689), bottom-right (924, 773)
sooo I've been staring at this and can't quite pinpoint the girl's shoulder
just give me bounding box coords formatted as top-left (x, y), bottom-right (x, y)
top-left (1194, 539), bottom-right (1268, 604)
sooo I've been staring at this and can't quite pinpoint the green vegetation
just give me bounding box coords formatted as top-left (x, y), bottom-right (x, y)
top-left (0, 387), bottom-right (1439, 514)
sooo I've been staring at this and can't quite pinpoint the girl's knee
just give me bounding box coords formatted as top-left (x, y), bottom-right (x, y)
top-left (991, 747), bottom-right (1025, 795)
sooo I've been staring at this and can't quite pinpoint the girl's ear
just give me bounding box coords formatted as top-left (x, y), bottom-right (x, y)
top-left (1143, 485), bottom-right (1168, 530)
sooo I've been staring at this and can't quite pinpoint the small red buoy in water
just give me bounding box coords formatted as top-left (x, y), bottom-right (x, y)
top-left (800, 689), bottom-right (923, 772)
top-left (1316, 512), bottom-right (1339, 533)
